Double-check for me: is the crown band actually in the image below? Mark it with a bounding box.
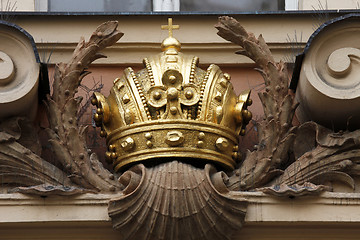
[106,120,239,172]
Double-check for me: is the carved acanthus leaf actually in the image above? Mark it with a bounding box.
[0,138,73,188]
[275,122,360,189]
[215,16,298,190]
[46,21,124,192]
[0,118,73,189]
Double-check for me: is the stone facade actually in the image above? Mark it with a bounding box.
[1,5,360,240]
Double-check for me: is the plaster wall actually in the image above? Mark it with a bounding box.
[300,0,360,10]
[1,0,34,11]
[6,0,360,12]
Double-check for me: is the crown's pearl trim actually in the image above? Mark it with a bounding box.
[153,91,162,100]
[170,106,178,115]
[198,132,205,140]
[224,72,231,80]
[146,141,153,148]
[189,56,199,84]
[169,75,177,83]
[109,144,116,152]
[197,141,205,148]
[197,65,213,119]
[220,78,228,88]
[143,58,155,86]
[144,132,152,139]
[185,90,194,99]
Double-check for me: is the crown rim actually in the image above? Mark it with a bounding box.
[107,119,238,143]
[113,149,236,172]
[106,120,240,172]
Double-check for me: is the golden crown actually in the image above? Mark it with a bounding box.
[91,19,252,172]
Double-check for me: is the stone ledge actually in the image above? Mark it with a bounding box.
[0,193,118,223]
[1,192,360,239]
[237,191,360,223]
[37,42,303,66]
[1,192,360,223]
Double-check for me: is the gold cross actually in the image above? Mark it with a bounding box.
[161,18,179,38]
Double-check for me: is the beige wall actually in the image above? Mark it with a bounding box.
[4,0,360,12]
[300,0,360,10]
[0,0,48,11]
[1,0,34,11]
[5,0,360,12]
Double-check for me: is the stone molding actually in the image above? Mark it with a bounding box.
[36,42,305,65]
[2,192,360,239]
[11,13,326,65]
[1,192,360,223]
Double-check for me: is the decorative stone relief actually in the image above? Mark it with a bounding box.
[1,13,360,240]
[217,14,360,196]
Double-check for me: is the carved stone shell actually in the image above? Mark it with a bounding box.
[108,161,247,240]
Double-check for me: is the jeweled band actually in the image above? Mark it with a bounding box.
[107,120,239,172]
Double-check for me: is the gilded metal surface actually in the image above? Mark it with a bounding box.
[92,18,252,172]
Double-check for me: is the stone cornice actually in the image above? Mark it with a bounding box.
[37,42,305,66]
[10,13,335,66]
[2,192,360,239]
[1,192,360,223]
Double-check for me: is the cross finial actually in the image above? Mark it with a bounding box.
[161,18,179,38]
